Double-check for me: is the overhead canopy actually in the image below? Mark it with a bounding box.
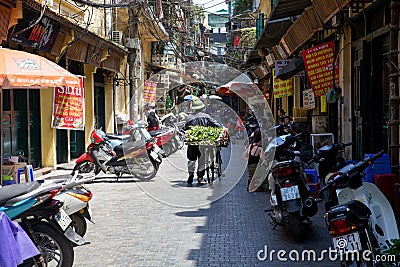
[0,48,80,89]
[275,58,305,80]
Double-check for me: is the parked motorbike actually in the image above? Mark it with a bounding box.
[52,173,95,237]
[320,151,399,266]
[307,142,353,210]
[0,181,87,267]
[72,126,162,180]
[265,133,318,242]
[227,117,245,139]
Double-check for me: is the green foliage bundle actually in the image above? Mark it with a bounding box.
[185,126,224,144]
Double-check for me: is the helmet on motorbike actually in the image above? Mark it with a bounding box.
[91,129,107,144]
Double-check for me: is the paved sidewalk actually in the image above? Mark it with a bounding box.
[41,144,337,266]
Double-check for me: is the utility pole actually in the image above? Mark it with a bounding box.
[127,1,139,121]
[389,0,400,178]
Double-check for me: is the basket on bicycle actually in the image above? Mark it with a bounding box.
[184,126,230,147]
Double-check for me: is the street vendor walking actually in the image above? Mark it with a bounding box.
[183,98,223,185]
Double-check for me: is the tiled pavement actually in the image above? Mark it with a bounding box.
[42,142,338,266]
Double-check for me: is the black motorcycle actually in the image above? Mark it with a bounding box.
[308,142,352,210]
[266,133,318,242]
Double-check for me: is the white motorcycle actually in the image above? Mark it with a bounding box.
[320,151,399,266]
[51,173,95,237]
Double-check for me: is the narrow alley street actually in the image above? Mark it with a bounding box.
[44,143,339,266]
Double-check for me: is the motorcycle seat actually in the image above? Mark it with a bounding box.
[327,200,371,221]
[122,140,146,151]
[0,182,41,207]
[149,128,168,137]
[106,134,130,140]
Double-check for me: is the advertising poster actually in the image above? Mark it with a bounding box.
[51,76,85,130]
[303,89,315,110]
[272,68,293,99]
[301,41,339,97]
[144,80,157,106]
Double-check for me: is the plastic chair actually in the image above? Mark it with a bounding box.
[17,165,34,183]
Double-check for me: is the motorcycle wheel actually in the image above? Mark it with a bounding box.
[235,130,244,139]
[70,213,87,237]
[28,221,74,267]
[74,160,96,174]
[163,143,174,157]
[133,157,157,180]
[288,213,305,242]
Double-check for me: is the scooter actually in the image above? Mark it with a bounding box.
[73,127,162,180]
[0,181,87,267]
[320,151,399,266]
[265,133,318,242]
[52,173,95,237]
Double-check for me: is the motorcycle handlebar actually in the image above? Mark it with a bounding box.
[319,150,384,194]
[344,142,353,147]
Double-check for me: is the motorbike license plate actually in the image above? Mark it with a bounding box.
[280,185,300,201]
[333,232,362,253]
[150,150,158,160]
[153,145,161,154]
[54,209,72,231]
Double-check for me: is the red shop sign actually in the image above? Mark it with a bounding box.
[301,41,339,97]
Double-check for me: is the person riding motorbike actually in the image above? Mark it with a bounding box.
[183,98,223,185]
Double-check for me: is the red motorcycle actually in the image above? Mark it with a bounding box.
[72,128,162,180]
[227,117,245,139]
[148,127,179,157]
[124,119,180,157]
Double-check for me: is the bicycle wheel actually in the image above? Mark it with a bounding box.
[216,150,222,177]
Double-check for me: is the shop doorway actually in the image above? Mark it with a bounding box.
[353,35,389,159]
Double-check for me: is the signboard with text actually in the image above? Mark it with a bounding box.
[301,41,339,97]
[144,80,157,106]
[303,89,315,110]
[273,68,293,99]
[51,76,85,130]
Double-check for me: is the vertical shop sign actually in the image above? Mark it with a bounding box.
[303,89,315,109]
[320,95,327,113]
[144,80,157,106]
[51,76,85,130]
[233,36,241,47]
[272,68,293,98]
[301,41,339,97]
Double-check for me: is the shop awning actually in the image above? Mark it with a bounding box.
[280,6,323,56]
[275,58,305,80]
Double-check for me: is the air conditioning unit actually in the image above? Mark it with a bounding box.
[111,31,123,44]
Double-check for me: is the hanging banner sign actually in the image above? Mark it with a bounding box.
[144,80,157,106]
[51,76,85,130]
[303,89,315,110]
[301,41,339,97]
[272,68,293,99]
[9,8,60,53]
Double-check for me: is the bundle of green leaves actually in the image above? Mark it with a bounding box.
[185,126,224,144]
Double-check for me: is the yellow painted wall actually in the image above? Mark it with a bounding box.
[84,65,96,147]
[40,88,56,168]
